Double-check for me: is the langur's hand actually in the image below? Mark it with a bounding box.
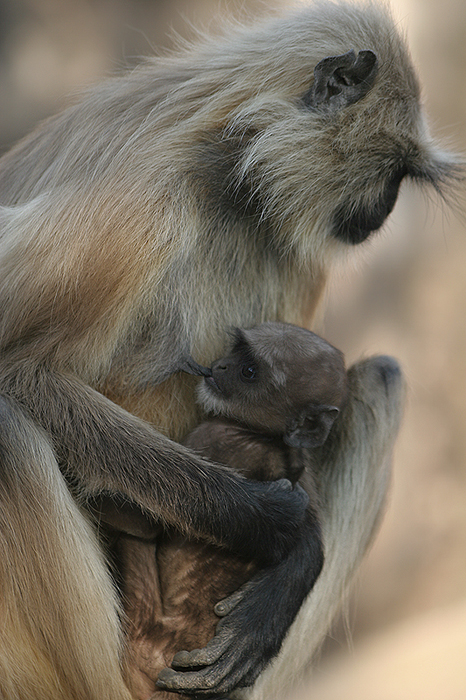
[157,506,323,698]
[226,479,308,566]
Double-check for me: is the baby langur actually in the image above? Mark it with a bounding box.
[102,322,347,698]
[185,321,347,482]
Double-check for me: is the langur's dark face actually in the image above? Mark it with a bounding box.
[199,335,288,433]
[199,332,286,432]
[332,166,407,244]
[329,157,446,245]
[206,343,263,402]
[301,49,454,246]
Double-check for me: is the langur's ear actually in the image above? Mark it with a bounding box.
[303,50,378,113]
[284,406,339,449]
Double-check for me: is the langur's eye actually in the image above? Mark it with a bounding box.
[240,364,256,381]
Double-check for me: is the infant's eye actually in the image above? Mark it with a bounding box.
[241,364,256,381]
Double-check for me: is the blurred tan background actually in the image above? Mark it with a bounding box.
[1,1,464,698]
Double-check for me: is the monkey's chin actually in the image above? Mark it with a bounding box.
[196,380,229,417]
[332,216,381,245]
[332,168,405,244]
[204,375,221,394]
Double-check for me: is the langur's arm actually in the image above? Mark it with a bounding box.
[0,363,307,566]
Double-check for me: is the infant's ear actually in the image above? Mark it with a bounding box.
[284,406,339,449]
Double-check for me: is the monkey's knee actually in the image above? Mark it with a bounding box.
[349,355,405,410]
[368,355,402,389]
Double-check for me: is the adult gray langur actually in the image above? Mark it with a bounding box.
[0,1,457,699]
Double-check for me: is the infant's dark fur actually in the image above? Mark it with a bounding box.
[95,323,347,698]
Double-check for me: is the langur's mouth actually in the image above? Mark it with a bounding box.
[332,167,407,245]
[204,374,221,394]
